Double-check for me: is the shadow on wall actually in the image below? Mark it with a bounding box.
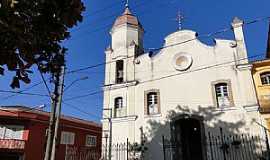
[143,105,269,160]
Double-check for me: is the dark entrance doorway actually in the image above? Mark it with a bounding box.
[172,117,204,160]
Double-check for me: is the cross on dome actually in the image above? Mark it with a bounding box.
[125,0,129,8]
[175,11,184,30]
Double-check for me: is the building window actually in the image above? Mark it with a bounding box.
[115,97,123,109]
[145,89,160,115]
[212,80,234,108]
[116,60,124,84]
[260,72,270,85]
[114,97,125,117]
[60,131,75,145]
[85,135,97,147]
[0,125,24,140]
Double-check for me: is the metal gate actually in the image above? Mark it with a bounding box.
[162,128,269,160]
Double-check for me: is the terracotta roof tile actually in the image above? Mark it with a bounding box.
[0,105,101,128]
[112,7,142,29]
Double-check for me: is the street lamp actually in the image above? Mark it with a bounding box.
[64,76,88,92]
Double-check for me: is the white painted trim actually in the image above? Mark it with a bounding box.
[212,107,238,112]
[144,113,162,119]
[243,104,259,112]
[103,80,138,91]
[101,115,138,123]
[112,115,138,123]
[236,64,252,70]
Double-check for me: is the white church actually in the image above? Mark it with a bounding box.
[102,5,268,160]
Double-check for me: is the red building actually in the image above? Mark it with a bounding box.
[0,106,102,160]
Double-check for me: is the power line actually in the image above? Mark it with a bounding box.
[245,16,270,25]
[68,0,170,41]
[66,16,269,75]
[1,69,53,101]
[1,52,262,101]
[62,16,270,100]
[61,90,262,123]
[68,24,113,41]
[0,68,85,101]
[0,90,49,97]
[83,0,125,18]
[63,101,102,120]
[69,1,124,32]
[10,104,49,113]
[66,56,131,74]
[71,0,157,34]
[60,55,265,121]
[148,16,270,52]
[0,1,197,103]
[61,53,265,102]
[0,73,52,102]
[66,31,214,74]
[0,1,128,102]
[1,81,44,100]
[39,70,52,98]
[0,2,129,100]
[2,16,268,101]
[64,90,103,102]
[139,54,265,84]
[0,69,89,101]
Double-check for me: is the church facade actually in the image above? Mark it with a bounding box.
[102,6,267,160]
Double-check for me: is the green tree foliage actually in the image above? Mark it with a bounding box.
[0,0,85,88]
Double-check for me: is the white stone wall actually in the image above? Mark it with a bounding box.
[102,27,266,160]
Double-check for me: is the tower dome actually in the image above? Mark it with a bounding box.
[110,6,144,53]
[112,7,143,30]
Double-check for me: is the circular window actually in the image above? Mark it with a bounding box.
[173,53,193,71]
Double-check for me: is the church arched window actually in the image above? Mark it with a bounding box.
[212,80,234,108]
[145,89,160,115]
[116,60,124,84]
[114,97,124,118]
[114,97,123,109]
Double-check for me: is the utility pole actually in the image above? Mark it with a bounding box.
[51,66,65,160]
[44,75,59,160]
[44,63,65,160]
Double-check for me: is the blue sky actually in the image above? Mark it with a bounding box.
[0,0,269,122]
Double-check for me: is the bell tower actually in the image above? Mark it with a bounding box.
[111,6,144,53]
[102,5,144,144]
[104,5,144,85]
